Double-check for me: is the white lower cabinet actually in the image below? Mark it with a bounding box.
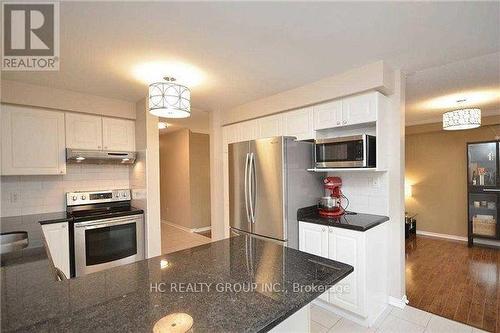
[299,221,388,324]
[328,227,365,316]
[41,222,70,279]
[299,222,328,257]
[298,222,329,302]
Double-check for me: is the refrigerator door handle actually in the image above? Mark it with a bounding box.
[249,153,256,223]
[244,153,251,223]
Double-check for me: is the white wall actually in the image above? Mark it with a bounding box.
[222,61,394,125]
[386,70,406,304]
[209,109,225,241]
[131,99,161,258]
[1,80,136,119]
[326,172,388,216]
[1,164,130,217]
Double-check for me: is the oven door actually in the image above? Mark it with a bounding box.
[315,135,366,168]
[74,215,144,276]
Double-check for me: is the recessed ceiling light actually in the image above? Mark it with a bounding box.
[158,122,168,129]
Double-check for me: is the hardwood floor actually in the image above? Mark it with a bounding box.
[406,235,499,332]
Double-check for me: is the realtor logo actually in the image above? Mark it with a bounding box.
[2,2,59,70]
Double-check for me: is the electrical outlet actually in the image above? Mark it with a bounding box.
[10,192,19,203]
[371,177,379,188]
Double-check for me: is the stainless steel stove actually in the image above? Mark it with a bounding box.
[66,189,144,277]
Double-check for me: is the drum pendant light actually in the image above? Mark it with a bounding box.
[148,77,191,118]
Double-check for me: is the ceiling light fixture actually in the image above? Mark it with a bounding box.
[442,99,481,130]
[148,77,191,118]
[158,122,168,130]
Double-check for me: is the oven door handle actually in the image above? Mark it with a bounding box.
[74,217,140,229]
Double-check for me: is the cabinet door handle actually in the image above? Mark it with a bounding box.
[329,229,333,233]
[321,227,326,232]
[336,121,340,125]
[343,120,347,124]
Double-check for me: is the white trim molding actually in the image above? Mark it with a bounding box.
[388,295,409,309]
[162,220,211,234]
[416,230,467,242]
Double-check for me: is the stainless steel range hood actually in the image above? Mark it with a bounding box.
[66,148,136,164]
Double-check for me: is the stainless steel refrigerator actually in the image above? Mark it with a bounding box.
[229,136,322,249]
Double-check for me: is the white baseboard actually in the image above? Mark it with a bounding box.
[162,220,211,233]
[193,226,211,233]
[416,230,467,242]
[388,295,408,309]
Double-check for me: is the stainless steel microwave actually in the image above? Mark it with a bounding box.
[314,134,376,168]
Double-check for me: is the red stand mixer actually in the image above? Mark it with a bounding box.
[318,177,345,217]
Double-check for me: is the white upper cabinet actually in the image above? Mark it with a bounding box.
[223,124,239,145]
[102,117,135,151]
[341,92,377,126]
[258,114,283,139]
[66,114,135,151]
[284,107,314,141]
[65,113,103,150]
[313,100,342,130]
[313,92,381,130]
[239,119,260,142]
[2,105,66,175]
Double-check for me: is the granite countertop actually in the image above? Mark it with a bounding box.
[1,233,353,332]
[0,212,70,251]
[0,213,70,282]
[298,206,389,231]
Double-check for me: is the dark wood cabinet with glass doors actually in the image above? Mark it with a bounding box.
[467,140,500,246]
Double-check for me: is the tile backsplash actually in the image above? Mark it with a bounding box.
[1,164,130,217]
[326,172,389,216]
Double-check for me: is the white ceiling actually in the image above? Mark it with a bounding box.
[2,2,499,124]
[406,53,500,125]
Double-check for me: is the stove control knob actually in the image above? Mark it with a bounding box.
[81,195,87,200]
[115,193,120,198]
[72,195,78,201]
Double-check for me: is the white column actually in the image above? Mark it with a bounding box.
[209,109,226,241]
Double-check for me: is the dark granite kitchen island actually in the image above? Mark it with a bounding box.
[1,231,352,332]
